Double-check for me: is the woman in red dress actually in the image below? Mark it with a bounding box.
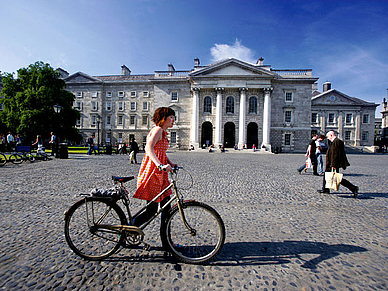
[133,107,177,226]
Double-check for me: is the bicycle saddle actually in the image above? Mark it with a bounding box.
[112,176,135,183]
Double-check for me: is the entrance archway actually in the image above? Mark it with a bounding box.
[201,122,213,147]
[224,122,235,148]
[247,122,258,149]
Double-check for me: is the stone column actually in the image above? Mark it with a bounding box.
[338,111,343,139]
[262,87,273,149]
[190,87,200,149]
[355,111,361,146]
[238,87,247,149]
[215,88,224,146]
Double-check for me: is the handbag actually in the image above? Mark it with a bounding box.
[325,170,343,191]
[306,157,312,169]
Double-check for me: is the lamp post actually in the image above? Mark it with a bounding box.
[53,104,62,157]
[96,114,101,155]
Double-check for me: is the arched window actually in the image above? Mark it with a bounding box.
[226,96,234,114]
[248,96,258,114]
[204,96,212,113]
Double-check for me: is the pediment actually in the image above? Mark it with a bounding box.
[190,58,275,77]
[64,72,102,83]
[312,89,370,106]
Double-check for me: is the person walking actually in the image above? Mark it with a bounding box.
[129,139,139,164]
[297,134,319,175]
[316,135,326,175]
[317,130,359,198]
[49,132,56,156]
[87,134,97,155]
[132,107,177,227]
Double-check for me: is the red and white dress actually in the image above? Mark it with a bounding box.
[133,130,172,202]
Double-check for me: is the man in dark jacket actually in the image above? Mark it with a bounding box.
[317,130,359,198]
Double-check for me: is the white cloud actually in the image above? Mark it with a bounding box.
[210,39,256,63]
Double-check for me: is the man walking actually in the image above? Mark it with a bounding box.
[317,130,359,198]
[298,134,319,175]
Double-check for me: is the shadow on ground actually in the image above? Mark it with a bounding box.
[214,240,367,269]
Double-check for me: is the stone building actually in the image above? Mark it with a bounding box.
[62,57,318,152]
[381,91,388,146]
[311,82,378,147]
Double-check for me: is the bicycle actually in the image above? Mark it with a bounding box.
[8,150,35,164]
[64,167,225,264]
[0,152,7,166]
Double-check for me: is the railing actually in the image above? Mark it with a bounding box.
[272,69,313,77]
[154,71,191,78]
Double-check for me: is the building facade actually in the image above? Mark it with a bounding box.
[62,58,318,152]
[311,82,378,147]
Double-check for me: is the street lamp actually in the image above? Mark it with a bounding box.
[53,104,62,157]
[53,104,62,114]
[96,114,101,154]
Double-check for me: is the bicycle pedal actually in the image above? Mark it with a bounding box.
[143,243,151,251]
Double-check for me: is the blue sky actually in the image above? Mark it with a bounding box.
[1,0,387,116]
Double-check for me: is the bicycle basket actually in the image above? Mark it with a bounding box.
[173,168,193,191]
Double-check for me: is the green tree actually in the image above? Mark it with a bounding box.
[0,62,81,144]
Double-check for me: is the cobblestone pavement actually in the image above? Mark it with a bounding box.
[0,151,387,291]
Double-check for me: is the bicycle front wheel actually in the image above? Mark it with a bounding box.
[64,197,127,260]
[0,153,6,166]
[9,153,23,164]
[161,201,225,264]
[26,153,35,162]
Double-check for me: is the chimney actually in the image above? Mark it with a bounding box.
[121,65,131,76]
[323,81,331,92]
[168,63,175,72]
[194,57,200,67]
[256,57,264,66]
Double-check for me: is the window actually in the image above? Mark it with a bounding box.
[285,133,291,146]
[91,101,98,111]
[106,102,112,111]
[75,101,83,111]
[118,102,124,111]
[0,103,3,111]
[130,91,136,98]
[118,91,124,98]
[311,113,318,123]
[91,115,96,127]
[143,102,148,111]
[76,118,81,127]
[106,132,111,143]
[143,91,149,98]
[204,96,212,113]
[106,92,112,98]
[142,115,148,125]
[130,102,136,111]
[362,114,369,124]
[285,92,293,102]
[362,131,369,141]
[92,92,98,98]
[345,131,351,140]
[248,97,257,114]
[118,115,123,126]
[284,110,292,123]
[130,115,135,126]
[226,96,234,114]
[76,92,83,98]
[106,115,111,125]
[171,92,178,102]
[118,133,123,143]
[346,113,353,125]
[170,132,177,144]
[328,113,335,124]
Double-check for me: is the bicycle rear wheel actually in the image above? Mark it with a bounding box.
[161,201,225,264]
[9,153,23,164]
[64,197,127,260]
[0,153,6,166]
